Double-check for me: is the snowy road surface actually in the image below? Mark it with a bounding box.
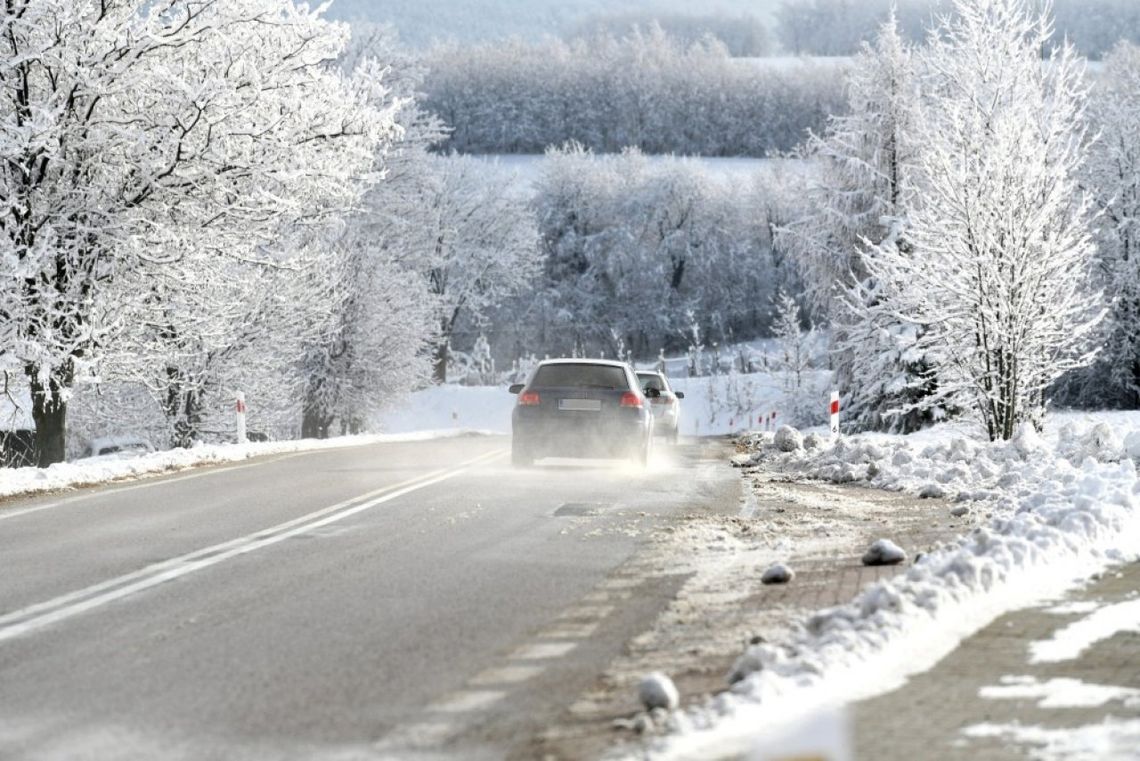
[0,435,739,760]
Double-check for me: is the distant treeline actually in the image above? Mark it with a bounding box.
[777,0,1140,59]
[421,31,847,157]
[566,12,773,57]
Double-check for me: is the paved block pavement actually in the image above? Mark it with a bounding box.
[852,559,1140,760]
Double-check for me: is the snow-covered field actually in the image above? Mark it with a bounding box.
[639,414,1140,758]
[0,430,490,502]
[376,368,833,439]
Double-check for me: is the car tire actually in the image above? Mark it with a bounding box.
[511,440,534,468]
[634,434,651,467]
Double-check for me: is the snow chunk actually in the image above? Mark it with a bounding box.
[761,563,795,585]
[638,672,680,711]
[773,425,804,452]
[919,484,946,499]
[1124,431,1140,460]
[1011,422,1044,457]
[862,539,906,566]
[803,432,827,450]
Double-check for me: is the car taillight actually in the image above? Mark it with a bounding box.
[518,391,541,406]
[619,392,643,408]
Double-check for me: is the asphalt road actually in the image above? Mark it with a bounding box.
[0,435,738,760]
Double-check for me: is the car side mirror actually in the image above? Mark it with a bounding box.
[508,383,525,394]
[675,391,685,399]
[645,387,661,398]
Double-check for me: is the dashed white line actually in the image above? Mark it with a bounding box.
[540,621,600,639]
[559,604,615,621]
[428,690,507,713]
[511,641,579,660]
[469,665,546,686]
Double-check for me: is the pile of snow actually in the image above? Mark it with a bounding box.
[645,416,1140,758]
[0,430,489,501]
[376,384,516,434]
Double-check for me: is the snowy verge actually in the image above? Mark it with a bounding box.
[0,429,498,502]
[636,418,1140,759]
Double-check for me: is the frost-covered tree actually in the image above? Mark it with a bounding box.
[1080,42,1140,407]
[299,27,442,437]
[777,15,931,432]
[393,155,539,383]
[0,0,393,464]
[864,0,1102,440]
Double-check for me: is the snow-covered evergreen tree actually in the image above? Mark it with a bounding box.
[1081,42,1140,407]
[777,14,931,432]
[864,0,1102,440]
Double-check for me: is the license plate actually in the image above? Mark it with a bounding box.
[559,399,601,412]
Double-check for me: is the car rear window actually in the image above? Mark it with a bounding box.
[637,373,668,391]
[532,364,629,389]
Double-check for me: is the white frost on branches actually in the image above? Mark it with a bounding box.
[862,0,1103,440]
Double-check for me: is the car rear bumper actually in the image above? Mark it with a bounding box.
[512,410,650,458]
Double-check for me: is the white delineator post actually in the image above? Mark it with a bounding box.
[235,392,247,444]
[830,390,840,437]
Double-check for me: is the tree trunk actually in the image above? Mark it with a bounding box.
[28,367,68,467]
[433,340,448,384]
[301,403,332,439]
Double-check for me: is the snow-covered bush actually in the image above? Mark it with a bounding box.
[773,426,804,452]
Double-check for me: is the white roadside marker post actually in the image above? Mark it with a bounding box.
[830,390,840,437]
[235,392,247,444]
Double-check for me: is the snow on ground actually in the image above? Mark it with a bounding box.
[376,369,833,439]
[633,414,1140,759]
[0,430,492,502]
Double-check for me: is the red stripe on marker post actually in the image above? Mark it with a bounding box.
[829,390,840,437]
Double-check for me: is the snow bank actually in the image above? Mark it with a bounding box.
[376,384,516,434]
[0,430,491,501]
[643,417,1140,759]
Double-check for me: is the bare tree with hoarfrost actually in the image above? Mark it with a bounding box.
[0,1,394,464]
[863,0,1102,440]
[390,155,539,384]
[299,27,441,438]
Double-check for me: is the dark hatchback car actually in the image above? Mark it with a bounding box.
[509,359,655,467]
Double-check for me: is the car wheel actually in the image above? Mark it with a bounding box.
[634,434,651,467]
[511,440,534,468]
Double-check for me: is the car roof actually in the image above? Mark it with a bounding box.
[537,358,630,369]
[636,370,665,376]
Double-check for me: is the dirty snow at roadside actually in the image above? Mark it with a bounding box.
[635,416,1140,759]
[0,430,493,502]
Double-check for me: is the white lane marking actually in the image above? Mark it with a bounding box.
[540,622,600,639]
[0,453,306,523]
[0,450,504,645]
[511,642,578,660]
[558,604,614,621]
[375,721,457,751]
[428,690,506,713]
[597,577,642,590]
[468,665,546,686]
